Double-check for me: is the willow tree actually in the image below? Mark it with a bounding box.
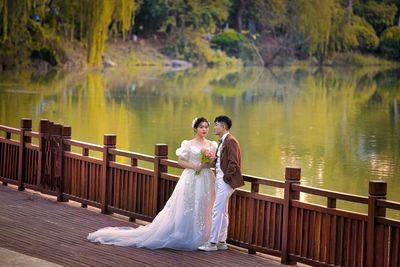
[113,0,137,40]
[0,0,7,41]
[0,0,40,68]
[86,1,114,66]
[294,0,334,65]
[87,0,138,66]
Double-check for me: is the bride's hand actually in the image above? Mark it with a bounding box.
[201,162,212,169]
[193,163,203,172]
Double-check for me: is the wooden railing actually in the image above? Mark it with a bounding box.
[1,118,399,267]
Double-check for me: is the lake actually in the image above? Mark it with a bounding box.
[0,66,399,218]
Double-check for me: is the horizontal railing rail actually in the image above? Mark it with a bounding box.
[0,125,20,134]
[292,184,369,204]
[64,139,104,152]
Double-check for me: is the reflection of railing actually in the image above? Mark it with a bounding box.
[1,118,399,267]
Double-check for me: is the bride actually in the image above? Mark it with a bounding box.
[87,117,217,250]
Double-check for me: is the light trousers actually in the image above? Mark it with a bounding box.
[208,175,234,243]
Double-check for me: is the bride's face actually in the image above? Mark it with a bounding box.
[195,122,209,137]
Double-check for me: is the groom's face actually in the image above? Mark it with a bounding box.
[214,122,224,135]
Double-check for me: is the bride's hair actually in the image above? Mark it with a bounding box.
[192,117,209,129]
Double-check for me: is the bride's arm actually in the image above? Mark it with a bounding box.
[178,158,202,171]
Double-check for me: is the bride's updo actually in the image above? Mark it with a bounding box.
[192,117,209,129]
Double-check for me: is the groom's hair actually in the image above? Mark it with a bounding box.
[214,115,232,130]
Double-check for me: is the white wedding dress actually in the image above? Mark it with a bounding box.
[87,140,217,250]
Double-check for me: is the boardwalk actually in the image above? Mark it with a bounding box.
[0,185,290,267]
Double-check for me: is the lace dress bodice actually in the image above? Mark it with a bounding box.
[176,139,218,168]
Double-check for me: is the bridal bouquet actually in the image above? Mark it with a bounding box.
[195,148,214,175]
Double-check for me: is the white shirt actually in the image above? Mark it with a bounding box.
[216,132,229,178]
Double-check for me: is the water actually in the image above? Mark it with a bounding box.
[1,66,399,218]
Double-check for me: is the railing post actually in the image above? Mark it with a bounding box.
[154,144,168,216]
[101,134,116,214]
[281,167,301,265]
[128,154,138,222]
[17,118,32,191]
[2,129,12,186]
[366,180,387,267]
[37,119,50,191]
[58,125,71,202]
[50,123,63,200]
[248,182,259,254]
[2,130,12,186]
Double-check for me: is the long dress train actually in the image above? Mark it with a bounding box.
[87,140,217,250]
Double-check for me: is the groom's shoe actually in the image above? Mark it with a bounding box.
[198,242,218,251]
[216,241,228,250]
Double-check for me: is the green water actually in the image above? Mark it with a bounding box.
[1,66,399,218]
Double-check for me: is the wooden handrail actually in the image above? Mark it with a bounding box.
[64,139,103,152]
[160,158,182,169]
[0,125,20,134]
[0,137,20,146]
[109,148,155,163]
[109,161,154,176]
[25,143,39,151]
[377,198,400,210]
[24,131,39,138]
[243,175,285,188]
[292,183,368,204]
[160,172,180,182]
[63,151,103,164]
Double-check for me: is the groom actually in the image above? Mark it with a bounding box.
[198,115,244,251]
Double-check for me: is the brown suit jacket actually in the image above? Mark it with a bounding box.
[220,134,244,189]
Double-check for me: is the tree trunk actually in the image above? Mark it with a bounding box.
[237,0,246,33]
[2,0,8,41]
[347,0,353,25]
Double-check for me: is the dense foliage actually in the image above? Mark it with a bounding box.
[0,0,399,69]
[211,30,257,65]
[380,26,400,59]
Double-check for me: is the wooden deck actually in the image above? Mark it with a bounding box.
[0,185,291,267]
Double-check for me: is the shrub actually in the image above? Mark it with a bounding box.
[162,30,243,66]
[354,1,397,34]
[342,26,358,50]
[380,26,400,59]
[162,31,206,64]
[211,31,246,55]
[211,30,257,65]
[353,25,379,52]
[342,16,379,53]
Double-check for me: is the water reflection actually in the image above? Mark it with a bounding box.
[0,66,399,218]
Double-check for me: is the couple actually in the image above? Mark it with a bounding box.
[87,115,244,251]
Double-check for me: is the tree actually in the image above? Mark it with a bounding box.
[354,0,397,35]
[293,0,335,65]
[236,0,246,33]
[347,0,353,25]
[380,26,400,58]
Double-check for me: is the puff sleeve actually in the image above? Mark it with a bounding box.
[176,140,190,161]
